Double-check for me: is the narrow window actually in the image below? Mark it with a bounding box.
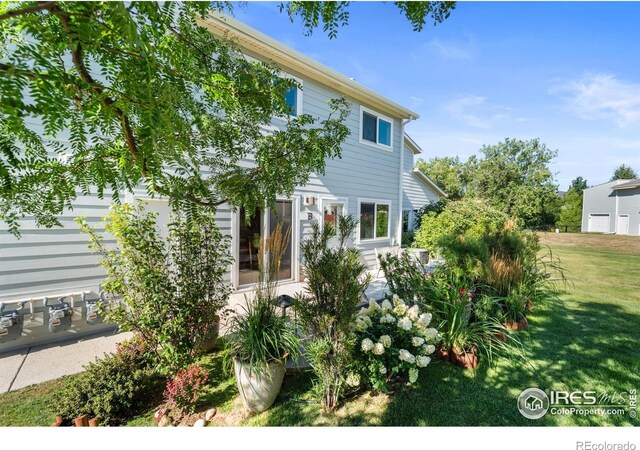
[378,119,391,146]
[362,112,377,143]
[284,86,298,116]
[402,210,410,233]
[376,204,389,238]
[360,202,375,239]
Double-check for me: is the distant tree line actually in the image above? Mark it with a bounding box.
[416,140,637,232]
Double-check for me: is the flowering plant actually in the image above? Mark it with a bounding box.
[163,364,209,414]
[350,295,438,392]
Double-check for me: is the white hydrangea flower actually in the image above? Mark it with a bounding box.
[416,355,431,368]
[346,373,361,387]
[361,338,374,352]
[397,317,412,331]
[422,327,438,341]
[422,344,436,355]
[373,343,385,355]
[412,336,425,347]
[368,299,381,310]
[379,366,387,375]
[399,349,416,364]
[417,313,432,328]
[380,314,396,324]
[392,294,400,303]
[379,335,392,348]
[381,299,393,311]
[409,367,419,383]
[355,317,369,331]
[394,302,408,316]
[407,305,421,320]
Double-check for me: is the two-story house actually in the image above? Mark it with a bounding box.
[0,14,444,352]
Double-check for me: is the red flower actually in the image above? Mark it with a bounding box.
[459,288,466,294]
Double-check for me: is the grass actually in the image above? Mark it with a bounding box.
[1,232,638,426]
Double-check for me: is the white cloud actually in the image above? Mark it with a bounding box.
[429,37,473,60]
[550,73,640,127]
[443,95,519,129]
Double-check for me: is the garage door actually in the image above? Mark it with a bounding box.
[588,214,610,233]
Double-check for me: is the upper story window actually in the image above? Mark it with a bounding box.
[284,87,298,116]
[360,106,393,149]
[277,74,302,118]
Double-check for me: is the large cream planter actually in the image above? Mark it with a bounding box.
[233,358,285,413]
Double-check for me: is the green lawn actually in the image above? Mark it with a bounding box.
[1,233,639,426]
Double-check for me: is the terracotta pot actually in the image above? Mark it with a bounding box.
[504,320,519,331]
[495,331,508,342]
[525,299,533,313]
[433,343,449,361]
[233,358,285,413]
[517,316,528,331]
[450,347,478,369]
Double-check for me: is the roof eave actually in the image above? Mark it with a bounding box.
[403,133,422,154]
[198,13,419,120]
[413,168,447,198]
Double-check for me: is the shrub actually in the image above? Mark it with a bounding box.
[79,203,233,374]
[414,198,508,253]
[53,337,160,425]
[413,198,449,230]
[378,251,435,302]
[295,215,370,412]
[163,364,209,414]
[351,295,438,392]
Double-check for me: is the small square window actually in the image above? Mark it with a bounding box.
[361,107,393,148]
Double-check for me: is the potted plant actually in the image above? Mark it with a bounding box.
[226,295,300,413]
[502,294,529,331]
[226,222,300,413]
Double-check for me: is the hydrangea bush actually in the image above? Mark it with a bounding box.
[351,295,439,392]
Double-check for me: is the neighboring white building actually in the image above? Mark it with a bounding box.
[0,14,444,351]
[581,179,640,236]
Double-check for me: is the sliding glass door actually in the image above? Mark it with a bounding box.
[237,200,293,287]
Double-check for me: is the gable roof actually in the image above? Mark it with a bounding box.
[404,133,422,155]
[412,168,447,198]
[198,14,419,120]
[611,179,640,190]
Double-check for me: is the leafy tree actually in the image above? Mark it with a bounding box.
[556,187,582,233]
[0,1,350,235]
[415,156,466,199]
[465,138,559,229]
[610,164,638,181]
[570,176,588,194]
[281,1,456,39]
[0,1,456,235]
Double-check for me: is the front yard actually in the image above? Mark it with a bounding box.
[1,232,638,426]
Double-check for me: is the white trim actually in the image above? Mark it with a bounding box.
[200,14,419,121]
[356,198,392,244]
[359,105,394,151]
[402,208,413,232]
[403,133,422,155]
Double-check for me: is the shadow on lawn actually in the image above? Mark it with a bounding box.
[381,295,640,426]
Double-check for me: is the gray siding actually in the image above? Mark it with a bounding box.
[1,66,405,305]
[582,180,640,236]
[401,147,441,230]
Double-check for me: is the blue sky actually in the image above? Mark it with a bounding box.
[231,1,640,189]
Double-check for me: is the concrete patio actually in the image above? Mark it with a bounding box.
[0,275,390,393]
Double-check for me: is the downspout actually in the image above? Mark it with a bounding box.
[397,116,414,247]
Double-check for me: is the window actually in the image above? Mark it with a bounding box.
[359,200,391,240]
[402,210,411,233]
[360,106,393,148]
[323,202,344,236]
[284,86,298,117]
